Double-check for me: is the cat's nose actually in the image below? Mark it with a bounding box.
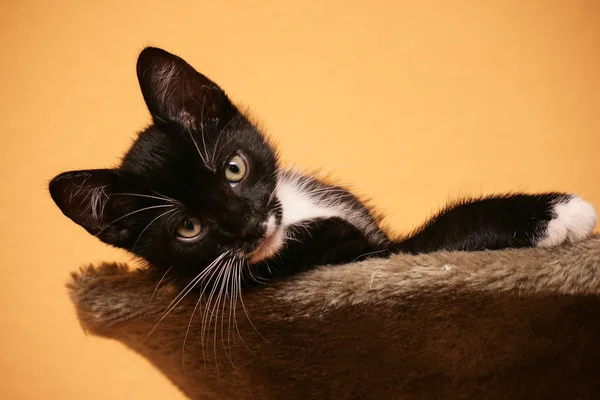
[240,216,262,239]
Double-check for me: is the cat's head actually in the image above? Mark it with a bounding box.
[49,47,284,277]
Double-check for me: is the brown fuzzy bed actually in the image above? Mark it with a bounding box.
[68,236,600,400]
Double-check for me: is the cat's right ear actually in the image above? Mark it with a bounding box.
[135,47,235,129]
[49,169,135,247]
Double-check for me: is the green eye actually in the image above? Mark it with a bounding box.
[225,154,247,184]
[176,217,202,239]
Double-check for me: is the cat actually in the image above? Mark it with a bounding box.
[49,47,597,289]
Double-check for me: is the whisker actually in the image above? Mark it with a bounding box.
[133,209,177,251]
[213,133,240,163]
[144,266,172,316]
[164,252,229,315]
[112,192,178,204]
[236,260,268,343]
[219,260,235,366]
[226,261,236,359]
[196,258,227,367]
[183,288,205,371]
[246,262,268,284]
[201,258,229,350]
[97,204,174,236]
[144,251,229,342]
[165,209,182,227]
[352,248,390,262]
[183,85,212,170]
[211,261,230,371]
[264,261,273,276]
[211,115,242,165]
[188,130,209,168]
[199,87,213,170]
[201,259,229,376]
[151,190,179,203]
[285,235,305,245]
[232,260,256,354]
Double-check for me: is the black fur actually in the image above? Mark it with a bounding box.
[49,47,580,288]
[393,193,571,254]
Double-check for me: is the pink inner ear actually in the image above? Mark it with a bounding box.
[178,110,197,131]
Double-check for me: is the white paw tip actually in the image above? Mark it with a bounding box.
[537,196,597,247]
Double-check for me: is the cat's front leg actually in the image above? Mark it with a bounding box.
[393,193,597,254]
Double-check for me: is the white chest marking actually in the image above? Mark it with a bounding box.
[275,177,347,228]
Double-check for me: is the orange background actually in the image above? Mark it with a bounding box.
[1,1,599,398]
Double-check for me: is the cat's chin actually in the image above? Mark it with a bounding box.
[248,216,284,264]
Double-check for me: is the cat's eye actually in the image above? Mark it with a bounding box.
[176,217,202,239]
[224,154,247,184]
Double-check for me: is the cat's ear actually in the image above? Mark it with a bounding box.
[49,169,134,247]
[136,47,235,129]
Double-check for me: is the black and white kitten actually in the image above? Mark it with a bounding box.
[49,47,597,287]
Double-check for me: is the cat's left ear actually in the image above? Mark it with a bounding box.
[48,169,137,247]
[136,47,236,129]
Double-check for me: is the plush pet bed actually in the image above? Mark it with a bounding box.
[69,236,600,399]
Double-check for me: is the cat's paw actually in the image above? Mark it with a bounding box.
[67,263,153,334]
[537,195,597,247]
[67,263,130,292]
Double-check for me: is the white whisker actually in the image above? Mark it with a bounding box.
[112,192,178,204]
[219,260,235,366]
[144,251,229,342]
[133,208,177,250]
[151,190,179,203]
[188,130,209,168]
[201,259,229,376]
[232,260,256,354]
[199,85,213,170]
[246,263,268,284]
[183,289,205,370]
[197,258,227,367]
[213,133,240,163]
[226,261,236,357]
[236,260,268,343]
[211,115,242,165]
[144,266,172,316]
[98,204,174,235]
[352,248,390,262]
[200,258,230,352]
[211,260,230,371]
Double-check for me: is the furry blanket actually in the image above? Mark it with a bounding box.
[69,236,600,400]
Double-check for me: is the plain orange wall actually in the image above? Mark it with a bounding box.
[1,0,599,398]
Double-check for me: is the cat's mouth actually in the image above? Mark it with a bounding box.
[248,214,284,264]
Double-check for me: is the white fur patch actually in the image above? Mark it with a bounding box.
[275,175,348,227]
[537,196,597,247]
[248,170,384,263]
[248,174,348,263]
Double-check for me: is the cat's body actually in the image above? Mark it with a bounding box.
[49,47,597,291]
